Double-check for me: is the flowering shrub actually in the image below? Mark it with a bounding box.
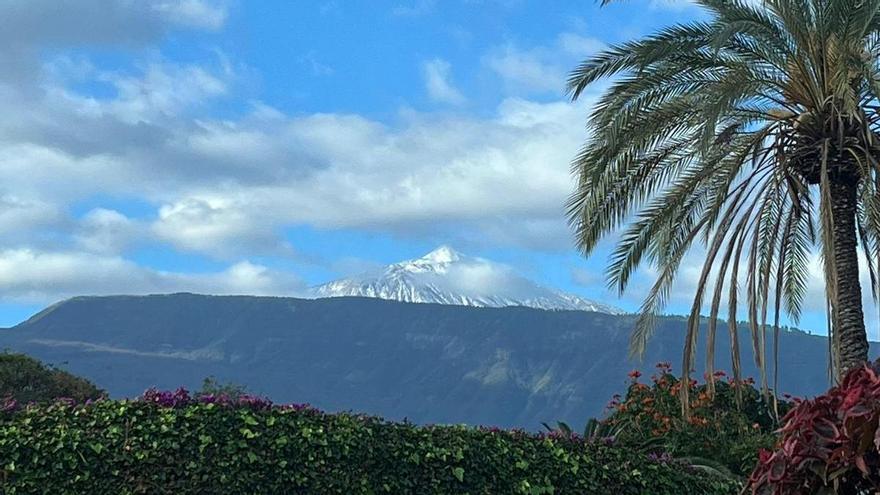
[605,363,789,476]
[748,362,880,494]
[141,387,280,411]
[0,389,740,494]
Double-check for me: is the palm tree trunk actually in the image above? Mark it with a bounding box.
[829,180,869,375]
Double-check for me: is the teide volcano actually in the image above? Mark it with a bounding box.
[313,246,622,314]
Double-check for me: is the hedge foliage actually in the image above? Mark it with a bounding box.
[0,391,740,494]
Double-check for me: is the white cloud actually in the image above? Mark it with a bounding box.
[0,3,613,312]
[0,195,63,235]
[0,82,597,255]
[153,197,294,259]
[0,0,612,263]
[485,32,604,95]
[422,58,466,105]
[85,94,594,254]
[75,208,142,255]
[101,63,228,122]
[486,45,560,94]
[557,33,605,57]
[45,58,230,124]
[0,1,226,50]
[153,0,228,30]
[0,249,307,304]
[443,261,532,297]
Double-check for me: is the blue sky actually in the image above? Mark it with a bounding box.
[0,0,864,337]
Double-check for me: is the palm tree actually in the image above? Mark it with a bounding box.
[566,0,880,408]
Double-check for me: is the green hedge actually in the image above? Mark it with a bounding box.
[0,399,739,494]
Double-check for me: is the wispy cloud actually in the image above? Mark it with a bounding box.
[422,58,466,105]
[485,33,604,94]
[299,51,334,77]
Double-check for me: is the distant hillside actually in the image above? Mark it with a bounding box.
[0,293,871,429]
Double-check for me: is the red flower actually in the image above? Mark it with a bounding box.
[628,370,642,379]
[655,362,672,372]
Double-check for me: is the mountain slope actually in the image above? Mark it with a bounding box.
[0,293,872,429]
[313,246,622,314]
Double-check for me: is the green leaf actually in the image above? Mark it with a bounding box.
[452,467,465,482]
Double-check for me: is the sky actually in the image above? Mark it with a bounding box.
[0,0,874,337]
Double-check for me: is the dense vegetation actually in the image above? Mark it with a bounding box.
[606,364,789,477]
[749,362,880,494]
[544,363,788,480]
[0,351,104,405]
[11,353,880,493]
[0,389,739,495]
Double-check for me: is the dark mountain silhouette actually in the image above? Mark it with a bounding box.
[0,293,871,429]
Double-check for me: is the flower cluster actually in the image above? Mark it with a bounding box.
[198,393,274,410]
[140,387,311,412]
[606,363,786,476]
[142,387,192,407]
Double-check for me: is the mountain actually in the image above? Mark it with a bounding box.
[313,246,622,314]
[0,293,874,429]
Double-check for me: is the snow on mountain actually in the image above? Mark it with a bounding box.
[312,246,623,314]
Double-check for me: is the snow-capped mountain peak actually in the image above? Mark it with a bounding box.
[312,246,623,314]
[417,245,461,264]
[394,245,464,274]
